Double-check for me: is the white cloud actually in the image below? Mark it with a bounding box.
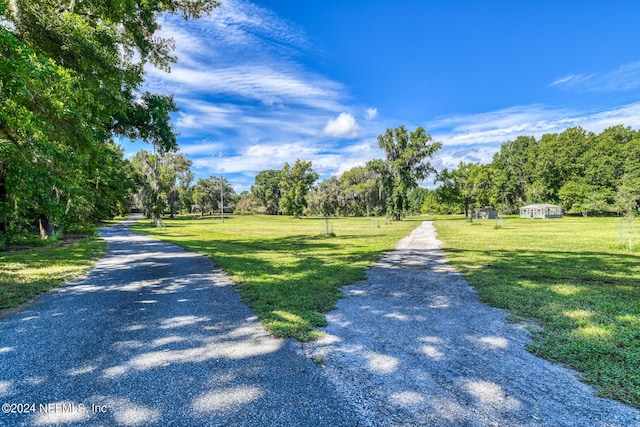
[429,102,640,148]
[322,113,361,138]
[549,75,576,87]
[173,102,241,131]
[145,1,344,112]
[550,61,640,92]
[426,102,640,181]
[548,74,596,88]
[179,142,226,157]
[147,64,344,111]
[136,0,640,194]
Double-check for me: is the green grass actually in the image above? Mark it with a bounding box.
[131,215,421,341]
[0,231,106,310]
[434,215,640,407]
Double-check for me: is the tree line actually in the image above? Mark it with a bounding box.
[428,125,640,218]
[128,125,442,222]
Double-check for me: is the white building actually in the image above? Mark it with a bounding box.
[519,203,563,219]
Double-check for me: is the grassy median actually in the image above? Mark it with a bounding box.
[131,215,421,341]
[434,215,640,407]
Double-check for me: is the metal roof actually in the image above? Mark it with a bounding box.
[519,203,562,209]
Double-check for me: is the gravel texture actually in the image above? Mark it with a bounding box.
[2,218,640,426]
[302,221,640,427]
[0,217,356,426]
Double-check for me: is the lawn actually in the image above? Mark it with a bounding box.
[434,215,640,407]
[0,230,106,310]
[131,215,421,341]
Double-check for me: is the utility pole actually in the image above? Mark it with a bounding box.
[220,183,224,223]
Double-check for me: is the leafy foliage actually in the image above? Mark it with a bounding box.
[0,0,219,240]
[434,125,640,217]
[251,169,283,215]
[371,125,442,220]
[278,160,318,218]
[192,176,235,218]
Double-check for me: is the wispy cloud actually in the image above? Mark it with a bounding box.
[550,61,640,92]
[428,102,640,170]
[549,74,595,88]
[148,64,344,110]
[137,1,640,192]
[192,140,380,178]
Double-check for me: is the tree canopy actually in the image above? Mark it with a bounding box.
[431,125,640,217]
[279,160,318,218]
[0,0,219,241]
[371,125,442,220]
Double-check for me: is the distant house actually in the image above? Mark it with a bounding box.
[472,207,498,220]
[520,203,563,219]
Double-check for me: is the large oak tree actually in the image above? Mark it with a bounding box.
[0,0,219,239]
[371,125,442,221]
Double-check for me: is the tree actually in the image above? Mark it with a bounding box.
[177,170,195,214]
[435,162,494,219]
[210,176,235,214]
[420,190,443,215]
[131,151,163,224]
[159,153,193,218]
[491,135,536,212]
[615,175,640,249]
[193,179,212,218]
[407,187,430,215]
[307,176,341,217]
[371,125,442,220]
[192,176,234,218]
[0,0,219,239]
[530,128,591,204]
[339,165,385,217]
[279,160,318,218]
[252,169,282,215]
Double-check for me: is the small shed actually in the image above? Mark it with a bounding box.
[472,207,498,220]
[520,203,563,219]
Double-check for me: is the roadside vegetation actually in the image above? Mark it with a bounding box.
[434,215,640,407]
[131,215,421,341]
[0,228,105,310]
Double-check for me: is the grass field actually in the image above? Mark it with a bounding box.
[434,215,640,407]
[0,231,106,310]
[132,215,421,341]
[3,213,637,407]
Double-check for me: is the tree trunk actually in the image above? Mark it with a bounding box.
[0,164,6,237]
[38,215,55,239]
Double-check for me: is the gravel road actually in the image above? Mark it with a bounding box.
[302,221,640,427]
[0,217,356,426]
[2,218,639,426]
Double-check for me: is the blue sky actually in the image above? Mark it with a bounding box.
[126,0,640,191]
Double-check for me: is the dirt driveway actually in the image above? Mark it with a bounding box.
[0,217,355,426]
[303,221,640,426]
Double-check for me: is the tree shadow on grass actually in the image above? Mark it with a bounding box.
[0,230,356,426]
[442,246,640,406]
[157,234,391,340]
